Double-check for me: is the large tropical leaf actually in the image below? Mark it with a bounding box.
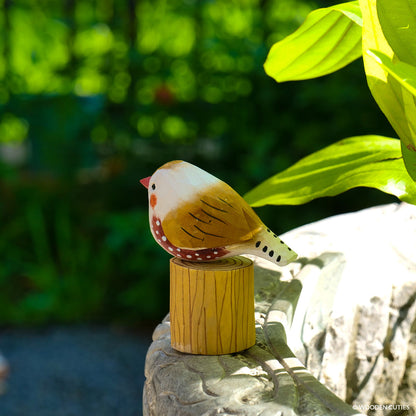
[401,141,416,186]
[360,0,416,181]
[244,136,416,207]
[377,0,416,65]
[367,50,416,97]
[264,2,362,82]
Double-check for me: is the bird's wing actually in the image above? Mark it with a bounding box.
[161,181,263,250]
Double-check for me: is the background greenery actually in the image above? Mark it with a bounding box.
[0,0,396,326]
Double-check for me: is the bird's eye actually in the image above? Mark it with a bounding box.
[151,183,156,190]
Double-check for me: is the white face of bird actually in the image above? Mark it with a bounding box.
[141,160,219,221]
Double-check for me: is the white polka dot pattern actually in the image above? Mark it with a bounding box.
[151,216,229,261]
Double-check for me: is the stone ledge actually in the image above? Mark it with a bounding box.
[143,203,416,416]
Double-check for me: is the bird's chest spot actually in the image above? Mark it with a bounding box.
[150,194,157,208]
[150,216,229,261]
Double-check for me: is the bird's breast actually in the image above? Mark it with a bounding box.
[150,215,229,260]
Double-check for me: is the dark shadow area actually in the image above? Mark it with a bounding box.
[0,325,152,416]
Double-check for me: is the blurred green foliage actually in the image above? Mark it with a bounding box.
[249,1,416,206]
[0,0,396,325]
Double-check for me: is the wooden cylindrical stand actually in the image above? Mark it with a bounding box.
[170,256,255,355]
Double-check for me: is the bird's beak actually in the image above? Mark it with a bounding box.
[140,176,151,189]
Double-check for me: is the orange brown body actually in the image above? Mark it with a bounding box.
[141,160,297,265]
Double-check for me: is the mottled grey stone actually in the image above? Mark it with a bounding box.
[144,203,416,416]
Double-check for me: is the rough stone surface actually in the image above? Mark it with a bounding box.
[143,202,416,416]
[286,202,416,414]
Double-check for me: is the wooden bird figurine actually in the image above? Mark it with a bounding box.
[140,160,297,265]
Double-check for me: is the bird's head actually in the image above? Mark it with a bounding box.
[140,160,219,220]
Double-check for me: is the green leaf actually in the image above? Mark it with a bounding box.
[360,0,416,182]
[367,50,416,96]
[377,0,416,65]
[244,136,416,207]
[402,140,416,183]
[264,2,362,82]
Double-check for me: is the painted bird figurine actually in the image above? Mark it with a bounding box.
[140,161,297,266]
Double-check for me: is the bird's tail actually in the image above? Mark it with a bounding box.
[239,227,298,266]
